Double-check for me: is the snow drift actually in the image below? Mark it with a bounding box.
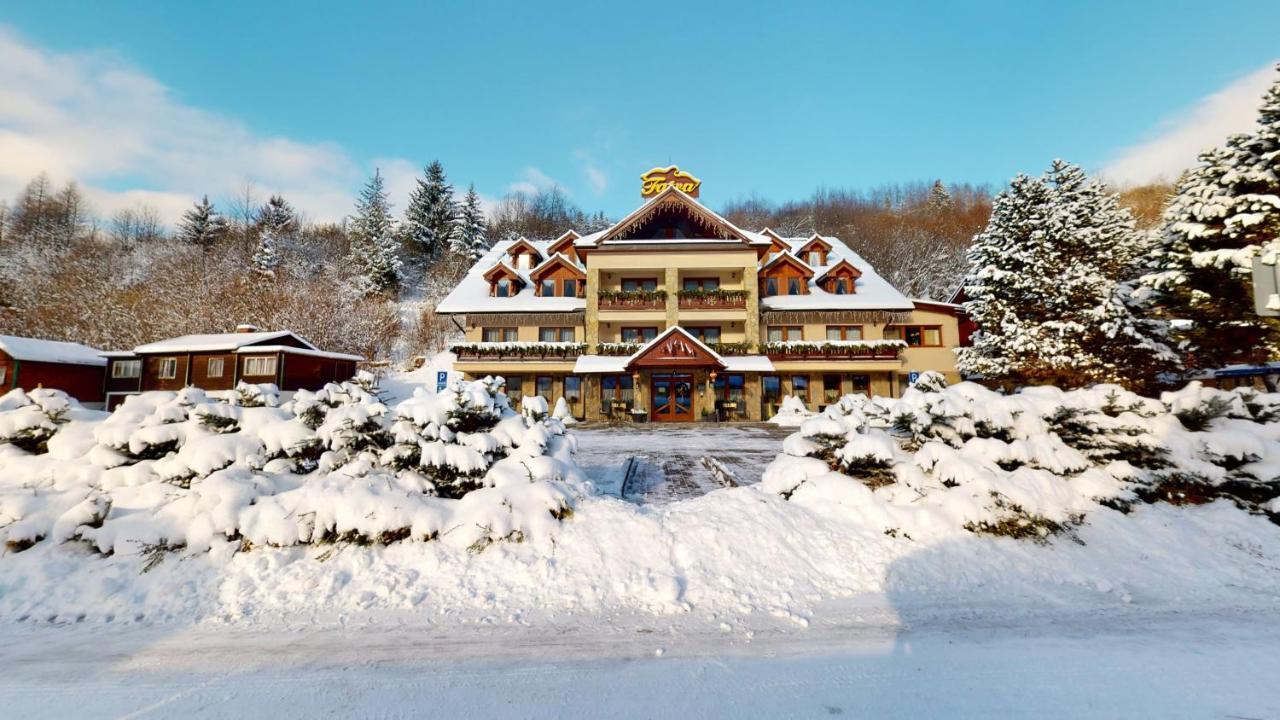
[0,374,583,557]
[764,372,1280,541]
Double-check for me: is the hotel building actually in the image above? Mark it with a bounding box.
[437,169,965,422]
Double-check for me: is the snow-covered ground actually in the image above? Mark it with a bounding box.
[2,372,1280,718]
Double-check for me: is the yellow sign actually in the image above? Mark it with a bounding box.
[641,166,701,198]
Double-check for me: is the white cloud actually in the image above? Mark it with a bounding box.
[573,149,608,196]
[508,167,558,196]
[1102,61,1278,185]
[0,25,401,224]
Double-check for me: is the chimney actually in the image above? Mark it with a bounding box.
[235,323,260,334]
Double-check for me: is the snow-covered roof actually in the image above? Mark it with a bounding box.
[437,238,588,314]
[571,353,774,374]
[232,345,364,362]
[624,326,727,369]
[576,186,770,247]
[760,236,914,312]
[133,330,319,354]
[0,335,106,366]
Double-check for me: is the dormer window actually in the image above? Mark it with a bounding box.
[517,254,531,270]
[808,250,824,266]
[497,279,511,297]
[834,278,848,295]
[563,279,578,297]
[787,278,802,295]
[765,278,779,296]
[541,279,555,296]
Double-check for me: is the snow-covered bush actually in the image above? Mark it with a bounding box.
[768,395,816,427]
[764,381,1280,543]
[0,375,583,557]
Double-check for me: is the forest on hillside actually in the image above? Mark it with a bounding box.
[0,163,1171,364]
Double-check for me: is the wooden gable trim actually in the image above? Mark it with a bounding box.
[759,252,815,278]
[483,262,521,282]
[799,234,833,254]
[529,254,586,282]
[596,186,753,244]
[625,327,725,371]
[547,230,581,258]
[505,237,544,263]
[816,259,862,282]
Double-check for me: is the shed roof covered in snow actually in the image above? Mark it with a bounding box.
[0,335,107,366]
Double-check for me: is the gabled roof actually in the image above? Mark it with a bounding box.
[505,237,543,261]
[760,251,816,277]
[799,234,833,254]
[482,261,523,283]
[624,326,726,371]
[0,335,106,366]
[529,253,586,281]
[595,186,758,245]
[133,330,318,354]
[547,230,581,257]
[816,258,863,282]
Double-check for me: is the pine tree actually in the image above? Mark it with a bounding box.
[927,180,954,214]
[452,184,489,260]
[1142,66,1280,370]
[251,195,297,279]
[345,170,402,296]
[957,160,1176,391]
[403,160,456,262]
[177,195,229,249]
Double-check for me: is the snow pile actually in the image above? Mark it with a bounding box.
[0,374,583,557]
[764,374,1280,542]
[768,395,816,427]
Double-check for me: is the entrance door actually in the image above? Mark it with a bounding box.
[651,373,695,421]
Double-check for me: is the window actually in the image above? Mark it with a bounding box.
[787,277,802,295]
[207,357,224,378]
[541,279,556,296]
[762,375,781,416]
[536,375,553,402]
[768,326,803,343]
[621,278,658,292]
[504,375,523,404]
[823,374,842,405]
[539,327,574,343]
[808,251,824,266]
[833,278,849,294]
[562,278,577,297]
[0,366,6,385]
[686,326,721,344]
[602,374,634,410]
[713,373,745,404]
[564,376,582,416]
[884,325,944,347]
[682,277,720,291]
[157,357,178,380]
[791,375,809,405]
[111,359,141,379]
[242,356,277,377]
[517,254,531,270]
[825,325,863,341]
[483,327,518,342]
[764,278,779,296]
[496,279,511,297]
[850,374,871,395]
[621,327,658,343]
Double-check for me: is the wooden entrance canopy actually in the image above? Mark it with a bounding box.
[625,327,726,371]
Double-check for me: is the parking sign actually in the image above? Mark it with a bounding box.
[908,371,920,385]
[436,371,448,392]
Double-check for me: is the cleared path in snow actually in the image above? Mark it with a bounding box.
[571,423,790,503]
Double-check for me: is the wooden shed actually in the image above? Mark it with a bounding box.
[0,335,107,406]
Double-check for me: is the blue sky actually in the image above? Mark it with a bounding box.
[1,0,1278,222]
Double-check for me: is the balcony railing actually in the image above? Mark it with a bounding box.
[596,342,642,356]
[764,340,905,361]
[451,342,585,360]
[677,288,748,310]
[598,289,667,311]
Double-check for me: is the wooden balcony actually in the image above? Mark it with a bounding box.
[764,341,905,361]
[677,290,748,310]
[451,342,584,361]
[598,290,667,311]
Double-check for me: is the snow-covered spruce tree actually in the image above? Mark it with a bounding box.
[1142,67,1280,371]
[927,179,954,214]
[178,195,229,249]
[957,161,1176,392]
[345,170,403,296]
[403,160,456,263]
[250,195,297,279]
[453,184,489,260]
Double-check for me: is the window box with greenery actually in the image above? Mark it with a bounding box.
[596,342,642,356]
[707,341,754,355]
[598,289,667,310]
[450,341,586,360]
[677,288,749,309]
[763,339,905,360]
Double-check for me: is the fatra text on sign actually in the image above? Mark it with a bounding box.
[641,166,701,198]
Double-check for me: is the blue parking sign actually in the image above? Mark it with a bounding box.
[908,371,920,385]
[436,371,448,391]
